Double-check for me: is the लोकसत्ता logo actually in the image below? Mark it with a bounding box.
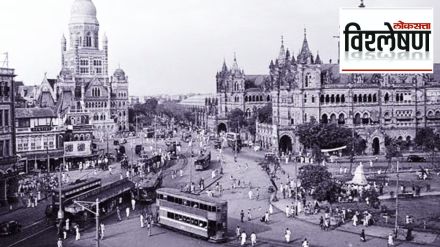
[339,8,434,74]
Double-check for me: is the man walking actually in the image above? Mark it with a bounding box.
[247,209,252,221]
[240,231,247,246]
[285,228,291,243]
[100,223,105,240]
[140,214,145,228]
[126,206,130,218]
[236,226,241,240]
[116,206,122,221]
[240,210,244,222]
[250,232,257,246]
[131,198,136,211]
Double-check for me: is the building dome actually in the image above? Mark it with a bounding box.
[70,0,98,25]
[113,68,126,80]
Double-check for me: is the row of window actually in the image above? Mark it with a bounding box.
[0,109,10,127]
[157,193,218,212]
[86,101,107,108]
[93,113,107,121]
[91,88,102,97]
[320,94,346,104]
[111,101,127,108]
[166,212,207,229]
[16,136,55,152]
[353,94,377,103]
[244,95,270,102]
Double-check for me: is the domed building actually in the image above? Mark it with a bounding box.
[52,0,129,136]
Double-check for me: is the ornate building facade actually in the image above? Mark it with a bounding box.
[215,55,271,132]
[217,30,440,155]
[57,0,129,136]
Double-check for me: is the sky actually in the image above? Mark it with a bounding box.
[0,0,439,96]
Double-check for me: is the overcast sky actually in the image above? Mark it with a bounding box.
[1,0,439,96]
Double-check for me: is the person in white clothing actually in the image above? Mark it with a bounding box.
[302,238,309,247]
[126,207,130,218]
[140,214,145,228]
[240,231,247,246]
[269,204,273,215]
[285,205,290,217]
[285,228,291,243]
[65,218,70,231]
[248,190,253,200]
[250,232,257,246]
[388,233,394,246]
[100,223,105,240]
[131,198,136,211]
[75,226,80,240]
[57,238,63,247]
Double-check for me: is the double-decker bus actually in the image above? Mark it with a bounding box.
[226,132,241,152]
[194,152,211,171]
[47,178,101,218]
[156,188,227,243]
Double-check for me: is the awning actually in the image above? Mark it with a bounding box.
[321,146,347,153]
[64,180,134,214]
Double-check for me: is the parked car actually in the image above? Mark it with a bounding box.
[407,155,426,162]
[0,221,21,236]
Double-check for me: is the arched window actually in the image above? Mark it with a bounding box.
[267,95,271,101]
[252,95,256,101]
[259,95,263,101]
[325,95,330,103]
[368,94,372,102]
[341,95,346,103]
[330,113,337,123]
[363,94,367,102]
[85,32,92,47]
[396,93,400,102]
[384,93,389,102]
[373,94,377,102]
[362,112,370,124]
[353,94,358,103]
[354,113,361,125]
[321,114,328,124]
[336,95,340,103]
[400,93,404,102]
[305,73,310,87]
[330,94,335,103]
[338,113,345,124]
[320,95,325,103]
[245,96,248,102]
[359,94,363,102]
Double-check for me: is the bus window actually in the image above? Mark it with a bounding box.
[200,204,207,210]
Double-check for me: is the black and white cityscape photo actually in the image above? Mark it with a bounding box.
[1,0,440,246]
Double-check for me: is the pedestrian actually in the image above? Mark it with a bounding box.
[100,223,105,240]
[57,238,63,247]
[387,233,394,246]
[63,230,67,240]
[248,189,253,200]
[240,231,247,246]
[247,209,252,221]
[116,206,122,221]
[180,169,183,177]
[250,232,257,246]
[319,216,324,230]
[140,214,145,228]
[131,198,136,211]
[285,228,291,243]
[75,225,80,241]
[256,188,260,200]
[240,210,244,222]
[65,218,70,231]
[265,211,270,223]
[269,204,273,215]
[302,238,310,247]
[236,226,241,239]
[126,207,130,218]
[286,205,290,217]
[360,229,366,242]
[147,216,152,236]
[352,214,358,226]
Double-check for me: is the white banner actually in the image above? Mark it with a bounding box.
[64,141,92,157]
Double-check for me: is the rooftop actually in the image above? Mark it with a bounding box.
[15,107,56,119]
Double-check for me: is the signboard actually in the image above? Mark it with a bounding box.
[340,8,434,73]
[64,141,92,157]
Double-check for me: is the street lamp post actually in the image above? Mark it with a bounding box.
[74,198,100,247]
[394,159,400,237]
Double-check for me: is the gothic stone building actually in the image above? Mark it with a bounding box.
[215,56,271,133]
[217,31,440,155]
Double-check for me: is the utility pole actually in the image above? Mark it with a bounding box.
[74,198,100,247]
[394,159,400,238]
[58,155,64,221]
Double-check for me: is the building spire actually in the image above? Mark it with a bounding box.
[359,0,365,8]
[304,28,307,39]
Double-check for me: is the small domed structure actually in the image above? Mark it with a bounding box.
[70,0,98,25]
[113,68,126,80]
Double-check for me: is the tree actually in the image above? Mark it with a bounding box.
[296,122,367,162]
[298,165,341,204]
[257,103,272,124]
[415,127,440,166]
[385,136,403,171]
[227,109,245,132]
